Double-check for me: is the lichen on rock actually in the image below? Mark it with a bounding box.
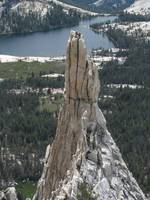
[33,31,146,200]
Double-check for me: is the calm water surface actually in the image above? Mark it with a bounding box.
[0,16,116,57]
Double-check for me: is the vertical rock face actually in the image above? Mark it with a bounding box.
[33,31,146,200]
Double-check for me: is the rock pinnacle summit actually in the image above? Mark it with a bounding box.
[33,31,146,200]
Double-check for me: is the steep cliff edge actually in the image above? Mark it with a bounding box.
[33,31,146,200]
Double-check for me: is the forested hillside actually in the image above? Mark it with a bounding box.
[0,61,65,199]
[99,23,150,194]
[60,0,134,12]
[0,1,80,34]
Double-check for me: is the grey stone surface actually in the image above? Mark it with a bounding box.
[0,191,6,200]
[5,187,18,200]
[0,187,18,200]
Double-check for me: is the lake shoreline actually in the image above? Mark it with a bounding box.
[0,16,116,56]
[0,15,115,37]
[0,55,66,63]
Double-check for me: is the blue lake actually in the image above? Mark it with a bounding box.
[0,16,116,56]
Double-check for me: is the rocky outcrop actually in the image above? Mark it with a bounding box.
[0,187,18,200]
[33,31,146,200]
[0,191,6,200]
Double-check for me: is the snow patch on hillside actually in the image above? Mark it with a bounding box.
[0,55,65,63]
[11,1,52,17]
[114,21,150,39]
[49,0,98,16]
[1,0,98,18]
[93,0,128,8]
[126,0,150,15]
[93,0,104,7]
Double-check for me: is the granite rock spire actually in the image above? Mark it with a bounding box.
[33,31,146,200]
